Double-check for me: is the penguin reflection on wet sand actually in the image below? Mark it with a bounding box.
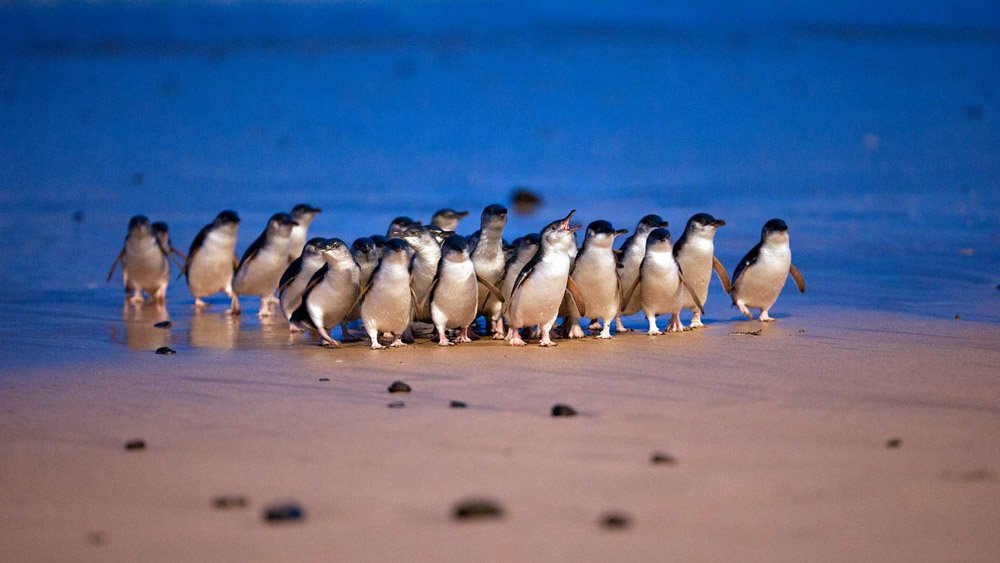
[287,204,322,262]
[621,228,704,335]
[427,236,505,346]
[108,215,174,304]
[731,219,806,322]
[564,220,629,339]
[278,237,327,331]
[233,212,298,317]
[359,238,416,349]
[504,210,587,347]
[673,213,732,329]
[183,210,241,314]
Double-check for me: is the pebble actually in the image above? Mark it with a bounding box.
[213,496,248,510]
[86,531,107,545]
[153,321,172,328]
[388,401,405,408]
[453,499,504,521]
[600,512,631,530]
[387,381,411,393]
[954,314,961,320]
[551,404,577,417]
[263,503,305,523]
[318,377,330,382]
[155,346,176,355]
[885,437,902,449]
[124,439,146,451]
[449,401,467,408]
[650,451,677,465]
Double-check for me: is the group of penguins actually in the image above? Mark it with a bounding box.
[109,203,806,348]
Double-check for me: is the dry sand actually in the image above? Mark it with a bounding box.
[1,306,998,561]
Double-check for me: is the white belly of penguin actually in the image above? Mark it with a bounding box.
[125,239,168,292]
[734,245,791,309]
[572,252,619,320]
[361,270,413,334]
[307,268,360,329]
[509,255,570,327]
[188,231,236,296]
[430,262,478,329]
[641,255,683,316]
[677,238,714,310]
[234,244,289,296]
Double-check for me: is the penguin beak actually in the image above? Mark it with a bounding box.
[457,210,469,218]
[712,219,726,227]
[558,210,576,231]
[659,220,669,228]
[614,228,629,237]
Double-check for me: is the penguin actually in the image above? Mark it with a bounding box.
[468,204,509,339]
[278,237,327,331]
[290,238,360,345]
[358,238,416,349]
[387,216,420,239]
[620,228,704,335]
[288,203,322,262]
[183,210,241,314]
[730,219,806,321]
[673,213,732,329]
[233,212,299,317]
[426,235,504,346]
[500,234,540,303]
[616,214,670,331]
[107,215,172,304]
[503,210,587,347]
[563,220,629,339]
[431,208,469,232]
[351,237,379,289]
[401,224,454,322]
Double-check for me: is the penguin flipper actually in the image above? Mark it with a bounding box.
[236,232,266,272]
[279,256,305,293]
[107,248,125,283]
[731,242,761,287]
[565,275,587,318]
[170,246,188,262]
[712,256,732,293]
[789,264,806,293]
[678,270,705,315]
[502,258,536,316]
[475,273,504,303]
[620,273,642,311]
[348,282,372,315]
[184,222,212,279]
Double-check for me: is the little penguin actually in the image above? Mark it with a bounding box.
[183,210,241,314]
[368,235,388,259]
[359,238,417,349]
[401,225,453,322]
[278,237,327,330]
[233,212,299,317]
[108,215,172,304]
[563,220,629,339]
[426,236,504,346]
[469,204,509,339]
[673,213,732,329]
[288,203,322,262]
[617,214,670,331]
[290,238,360,345]
[730,219,806,321]
[431,208,469,232]
[351,237,379,289]
[503,210,587,347]
[500,234,540,303]
[621,228,704,335]
[387,216,420,239]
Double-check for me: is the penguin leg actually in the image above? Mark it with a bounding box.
[289,322,305,333]
[153,283,168,305]
[365,322,385,349]
[389,333,408,348]
[567,320,586,339]
[225,286,241,315]
[457,326,473,343]
[435,322,453,346]
[735,299,752,319]
[507,326,527,347]
[615,315,631,333]
[588,319,602,331]
[646,312,663,336]
[596,319,612,339]
[491,316,506,340]
[667,313,683,333]
[316,324,341,347]
[257,295,273,318]
[689,309,704,329]
[759,310,775,322]
[539,318,558,347]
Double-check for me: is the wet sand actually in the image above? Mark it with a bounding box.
[2,306,998,561]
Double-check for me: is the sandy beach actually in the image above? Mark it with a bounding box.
[2,304,998,561]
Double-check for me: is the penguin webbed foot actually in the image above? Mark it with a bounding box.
[759,311,775,322]
[507,329,527,347]
[389,338,408,348]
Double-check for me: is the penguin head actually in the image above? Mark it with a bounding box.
[127,215,151,236]
[317,238,353,264]
[369,235,388,258]
[685,213,726,238]
[636,214,669,234]
[212,210,241,233]
[387,216,420,238]
[517,233,541,254]
[401,225,445,251]
[441,235,469,262]
[267,212,298,237]
[432,208,469,229]
[541,210,580,253]
[383,238,414,264]
[302,237,326,256]
[645,228,673,252]
[585,220,628,248]
[351,237,376,259]
[761,218,789,244]
[480,204,508,230]
[150,222,170,245]
[291,203,322,225]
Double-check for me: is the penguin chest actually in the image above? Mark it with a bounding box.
[573,252,619,318]
[512,255,570,326]
[189,231,236,294]
[308,268,360,328]
[430,263,478,328]
[125,239,168,290]
[735,245,791,308]
[676,238,714,305]
[640,256,682,315]
[235,243,290,296]
[361,270,413,333]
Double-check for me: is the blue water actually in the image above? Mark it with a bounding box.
[0,2,997,362]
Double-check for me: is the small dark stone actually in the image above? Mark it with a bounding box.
[510,187,542,215]
[453,499,504,520]
[450,401,467,408]
[954,314,961,320]
[71,211,85,223]
[213,495,248,510]
[388,381,411,393]
[551,404,577,417]
[886,437,902,449]
[86,531,107,545]
[388,401,405,408]
[124,439,146,451]
[263,503,305,523]
[153,321,171,328]
[155,346,176,355]
[798,329,805,333]
[600,512,631,530]
[650,451,677,465]
[319,377,330,382]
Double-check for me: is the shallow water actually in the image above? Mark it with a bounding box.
[0,4,997,367]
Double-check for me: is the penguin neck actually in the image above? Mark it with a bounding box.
[473,225,504,256]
